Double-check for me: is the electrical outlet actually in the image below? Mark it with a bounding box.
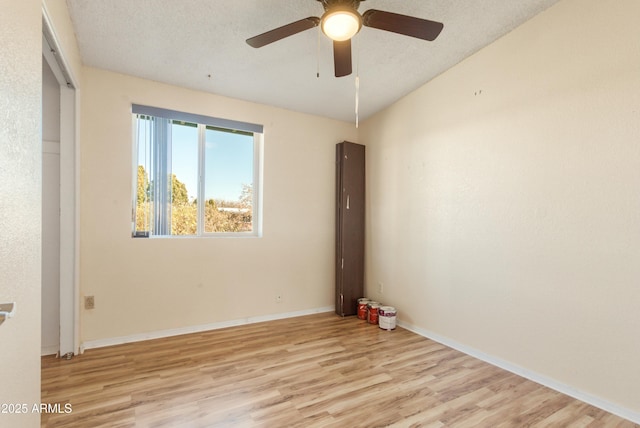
[84,296,95,310]
[378,282,384,294]
[276,294,282,303]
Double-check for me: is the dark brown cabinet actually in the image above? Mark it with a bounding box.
[335,141,365,316]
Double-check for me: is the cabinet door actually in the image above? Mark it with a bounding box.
[335,143,345,315]
[336,141,365,316]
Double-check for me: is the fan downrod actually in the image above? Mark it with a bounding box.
[317,0,363,12]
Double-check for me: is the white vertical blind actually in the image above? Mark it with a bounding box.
[152,117,172,235]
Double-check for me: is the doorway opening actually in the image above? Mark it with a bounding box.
[42,9,79,357]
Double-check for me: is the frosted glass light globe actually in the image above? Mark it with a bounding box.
[321,10,362,41]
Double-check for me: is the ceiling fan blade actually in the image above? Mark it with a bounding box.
[362,9,443,41]
[246,17,320,48]
[333,39,352,77]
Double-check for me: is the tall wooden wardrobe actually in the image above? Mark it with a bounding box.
[335,141,365,316]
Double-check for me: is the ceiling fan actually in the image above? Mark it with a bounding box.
[246,0,444,78]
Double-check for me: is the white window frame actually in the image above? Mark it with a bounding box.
[132,104,263,238]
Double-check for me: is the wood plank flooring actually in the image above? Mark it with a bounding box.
[41,313,637,427]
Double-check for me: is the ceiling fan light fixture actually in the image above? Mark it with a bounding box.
[321,7,362,42]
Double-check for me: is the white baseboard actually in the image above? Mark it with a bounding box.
[397,320,640,425]
[81,306,333,353]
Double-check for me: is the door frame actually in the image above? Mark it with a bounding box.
[42,5,80,357]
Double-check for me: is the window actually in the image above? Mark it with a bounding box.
[132,105,262,237]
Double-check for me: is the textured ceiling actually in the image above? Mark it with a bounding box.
[66,0,560,123]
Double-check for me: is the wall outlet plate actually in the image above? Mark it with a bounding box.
[85,296,95,310]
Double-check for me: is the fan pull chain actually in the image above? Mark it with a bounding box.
[355,76,360,128]
[316,27,321,78]
[354,36,360,128]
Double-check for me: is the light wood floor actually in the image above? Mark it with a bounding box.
[42,313,637,427]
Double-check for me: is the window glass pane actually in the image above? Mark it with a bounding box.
[170,121,199,235]
[133,107,261,238]
[204,127,254,233]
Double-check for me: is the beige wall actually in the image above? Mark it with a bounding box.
[0,0,41,426]
[360,0,640,416]
[79,67,357,342]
